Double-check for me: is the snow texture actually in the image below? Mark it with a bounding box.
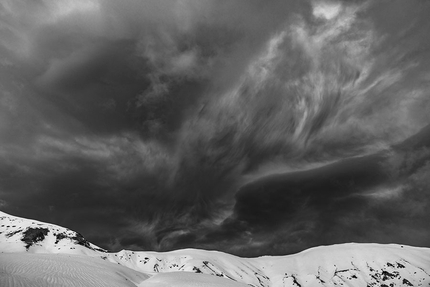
[1,211,430,286]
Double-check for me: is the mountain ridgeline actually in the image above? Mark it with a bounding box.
[1,211,429,287]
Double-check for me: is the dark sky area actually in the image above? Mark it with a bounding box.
[1,0,430,257]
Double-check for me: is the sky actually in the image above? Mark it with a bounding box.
[1,0,430,257]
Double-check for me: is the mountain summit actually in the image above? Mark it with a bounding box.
[1,211,429,286]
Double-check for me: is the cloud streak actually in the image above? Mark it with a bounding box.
[1,0,430,255]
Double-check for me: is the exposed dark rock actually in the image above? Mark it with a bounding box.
[6,229,22,238]
[193,266,202,273]
[291,274,302,287]
[71,232,91,248]
[21,227,49,250]
[55,232,68,244]
[381,270,398,281]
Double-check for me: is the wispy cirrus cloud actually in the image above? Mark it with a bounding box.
[1,0,430,255]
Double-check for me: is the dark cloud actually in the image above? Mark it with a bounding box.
[163,126,430,256]
[1,0,430,256]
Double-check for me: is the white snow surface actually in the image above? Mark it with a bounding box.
[0,253,149,287]
[1,210,430,287]
[0,211,104,255]
[139,272,248,287]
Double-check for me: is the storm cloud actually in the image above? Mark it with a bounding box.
[1,0,430,256]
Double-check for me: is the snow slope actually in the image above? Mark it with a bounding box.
[103,244,430,287]
[0,253,149,287]
[1,211,430,286]
[139,272,248,287]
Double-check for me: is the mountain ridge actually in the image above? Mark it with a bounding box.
[1,211,429,286]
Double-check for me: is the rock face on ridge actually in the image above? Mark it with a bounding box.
[1,211,430,287]
[103,244,430,287]
[0,211,105,255]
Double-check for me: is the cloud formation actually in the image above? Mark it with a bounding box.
[1,0,430,256]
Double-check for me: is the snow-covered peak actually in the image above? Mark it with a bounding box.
[0,211,105,255]
[1,211,429,287]
[102,243,430,287]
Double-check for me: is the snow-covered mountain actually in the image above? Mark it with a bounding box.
[0,211,105,256]
[1,211,429,287]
